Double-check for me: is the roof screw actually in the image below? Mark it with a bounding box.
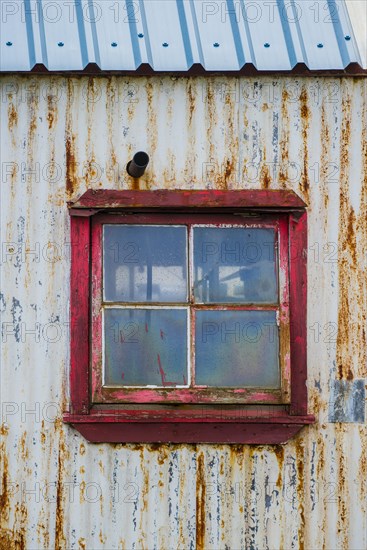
[162,42,169,47]
[111,42,118,47]
[317,43,324,48]
[213,42,220,48]
[344,35,351,41]
[138,33,144,38]
[58,42,64,47]
[6,41,12,46]
[264,42,270,48]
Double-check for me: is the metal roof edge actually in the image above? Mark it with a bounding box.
[1,64,366,77]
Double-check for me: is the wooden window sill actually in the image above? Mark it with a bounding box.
[63,411,315,444]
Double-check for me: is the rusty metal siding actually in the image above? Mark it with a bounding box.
[0,1,366,73]
[0,75,366,549]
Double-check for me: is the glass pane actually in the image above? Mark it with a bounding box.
[193,227,278,304]
[104,308,188,386]
[195,310,279,387]
[103,226,187,302]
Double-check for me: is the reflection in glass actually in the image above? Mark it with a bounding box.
[193,227,278,304]
[104,308,188,386]
[103,225,187,302]
[195,310,279,387]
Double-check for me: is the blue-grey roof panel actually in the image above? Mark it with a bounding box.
[0,0,365,72]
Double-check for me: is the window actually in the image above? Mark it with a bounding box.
[64,190,314,443]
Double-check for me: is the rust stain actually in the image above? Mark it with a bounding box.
[320,103,330,210]
[40,421,46,446]
[65,135,77,198]
[336,92,355,381]
[223,158,234,189]
[130,176,140,191]
[357,425,367,506]
[261,163,271,189]
[84,80,98,184]
[8,103,18,131]
[205,81,218,189]
[0,424,9,437]
[127,79,138,127]
[335,424,349,549]
[0,445,10,524]
[299,87,310,202]
[195,451,206,550]
[28,105,37,140]
[223,83,238,190]
[78,537,86,549]
[167,95,174,122]
[0,433,28,550]
[106,77,119,187]
[19,432,29,461]
[24,81,39,208]
[295,439,305,550]
[140,450,149,517]
[144,79,157,190]
[47,93,58,130]
[156,446,169,466]
[54,421,69,549]
[0,529,17,550]
[187,81,195,126]
[358,91,367,377]
[278,87,290,188]
[84,156,99,187]
[273,445,284,489]
[37,519,50,550]
[65,80,79,199]
[201,78,238,190]
[229,444,245,468]
[79,481,86,505]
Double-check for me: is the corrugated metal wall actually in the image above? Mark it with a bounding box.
[0,75,366,549]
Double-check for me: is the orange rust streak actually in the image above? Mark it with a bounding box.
[7,103,18,130]
[299,88,310,202]
[278,88,290,188]
[196,452,206,550]
[295,439,305,550]
[336,94,355,380]
[66,136,77,198]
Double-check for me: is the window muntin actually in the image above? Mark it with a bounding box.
[91,213,289,404]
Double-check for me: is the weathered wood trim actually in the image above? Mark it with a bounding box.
[70,189,307,211]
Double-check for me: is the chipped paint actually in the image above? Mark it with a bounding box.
[0,74,366,549]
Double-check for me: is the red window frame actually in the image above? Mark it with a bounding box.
[64,190,314,444]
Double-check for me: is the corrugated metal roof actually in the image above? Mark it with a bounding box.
[0,1,366,74]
